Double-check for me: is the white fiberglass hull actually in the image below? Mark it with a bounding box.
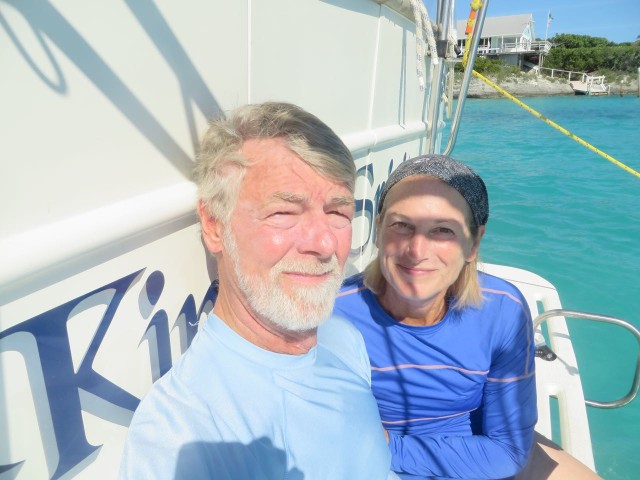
[1,1,436,478]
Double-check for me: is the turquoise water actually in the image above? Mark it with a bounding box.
[450,95,640,480]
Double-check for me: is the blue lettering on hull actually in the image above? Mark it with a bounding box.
[0,270,218,479]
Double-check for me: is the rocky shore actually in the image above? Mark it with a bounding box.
[454,73,639,98]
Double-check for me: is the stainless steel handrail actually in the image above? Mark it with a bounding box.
[426,0,454,153]
[534,309,640,409]
[442,0,490,155]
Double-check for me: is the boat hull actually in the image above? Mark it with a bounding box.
[0,1,436,478]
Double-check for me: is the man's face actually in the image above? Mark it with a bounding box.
[220,137,354,332]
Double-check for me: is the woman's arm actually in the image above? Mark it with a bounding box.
[388,377,536,478]
[388,300,537,478]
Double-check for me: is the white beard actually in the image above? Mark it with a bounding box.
[222,229,344,332]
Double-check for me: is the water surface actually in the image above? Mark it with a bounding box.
[450,95,640,480]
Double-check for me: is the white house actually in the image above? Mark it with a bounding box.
[457,14,551,67]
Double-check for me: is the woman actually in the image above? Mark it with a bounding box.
[334,154,599,479]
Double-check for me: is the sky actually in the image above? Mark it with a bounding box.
[449,0,639,44]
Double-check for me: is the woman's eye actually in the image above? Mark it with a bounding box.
[389,221,413,233]
[431,227,454,237]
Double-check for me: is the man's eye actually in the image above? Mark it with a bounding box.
[328,210,352,219]
[266,211,298,228]
[328,211,352,228]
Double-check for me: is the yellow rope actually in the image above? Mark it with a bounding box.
[471,70,640,180]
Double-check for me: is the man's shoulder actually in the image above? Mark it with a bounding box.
[133,354,208,421]
[129,326,221,423]
[317,315,369,379]
[318,315,364,345]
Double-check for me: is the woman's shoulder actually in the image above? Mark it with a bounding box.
[336,273,370,302]
[478,271,527,309]
[333,273,376,323]
[338,272,365,292]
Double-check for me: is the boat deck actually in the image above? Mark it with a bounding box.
[480,263,596,469]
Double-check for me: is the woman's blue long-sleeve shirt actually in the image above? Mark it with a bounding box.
[333,272,537,479]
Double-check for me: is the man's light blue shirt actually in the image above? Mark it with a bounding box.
[120,312,394,479]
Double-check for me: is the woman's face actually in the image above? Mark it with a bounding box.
[376,176,483,312]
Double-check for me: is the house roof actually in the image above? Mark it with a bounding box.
[456,14,534,40]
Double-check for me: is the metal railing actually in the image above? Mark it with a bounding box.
[534,309,640,409]
[443,0,490,155]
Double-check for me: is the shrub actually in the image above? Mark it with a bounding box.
[545,45,640,74]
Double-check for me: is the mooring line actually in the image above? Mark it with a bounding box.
[472,70,640,180]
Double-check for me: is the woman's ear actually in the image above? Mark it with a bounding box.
[197,201,224,254]
[466,225,485,262]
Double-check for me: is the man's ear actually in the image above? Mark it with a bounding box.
[197,201,224,254]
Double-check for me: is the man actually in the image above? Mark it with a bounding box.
[120,102,394,479]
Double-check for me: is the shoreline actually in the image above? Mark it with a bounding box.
[454,74,640,98]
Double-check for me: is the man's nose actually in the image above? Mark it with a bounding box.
[298,212,339,259]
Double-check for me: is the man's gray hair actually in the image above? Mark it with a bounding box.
[194,102,355,224]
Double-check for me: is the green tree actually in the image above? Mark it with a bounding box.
[549,33,613,48]
[545,45,640,74]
